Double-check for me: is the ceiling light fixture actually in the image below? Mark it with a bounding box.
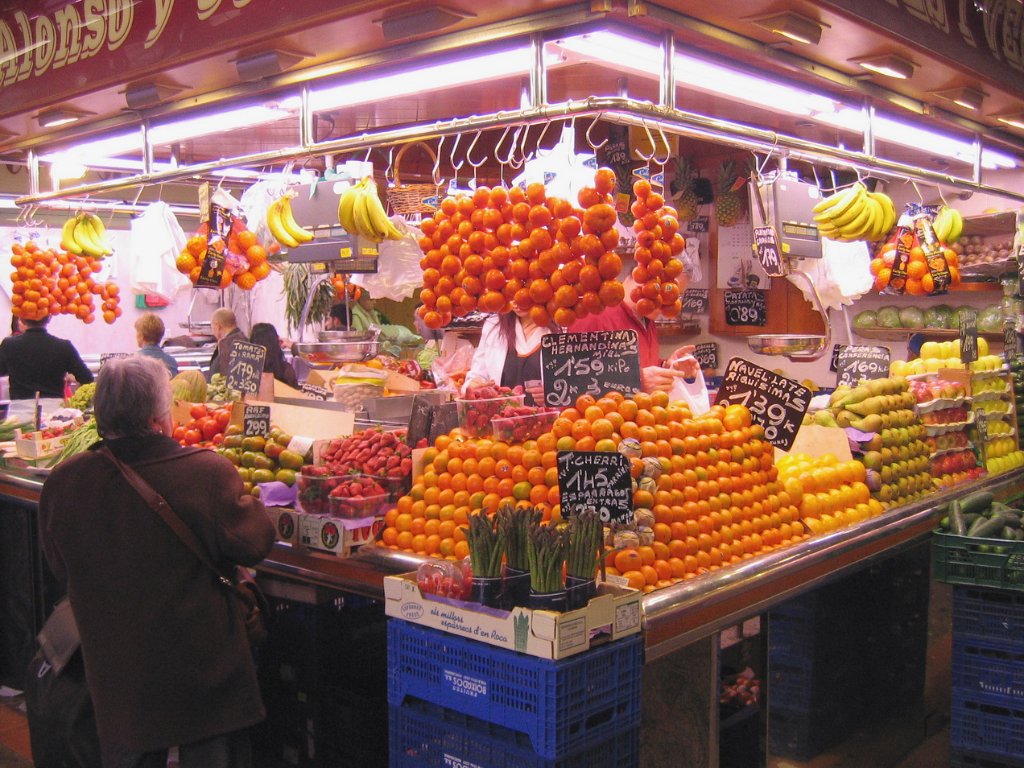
[751,12,826,45]
[234,49,309,81]
[996,114,1024,131]
[855,53,916,80]
[933,87,985,111]
[37,107,93,128]
[123,81,186,110]
[374,4,475,42]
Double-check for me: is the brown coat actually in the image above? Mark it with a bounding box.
[39,434,276,752]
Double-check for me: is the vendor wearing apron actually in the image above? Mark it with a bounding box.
[463,307,560,406]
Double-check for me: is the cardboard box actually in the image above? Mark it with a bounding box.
[265,506,300,545]
[299,514,385,556]
[383,572,642,660]
[229,399,355,441]
[14,419,83,459]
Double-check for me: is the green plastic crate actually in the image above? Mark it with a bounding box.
[933,529,1024,592]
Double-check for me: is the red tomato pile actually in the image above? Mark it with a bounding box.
[630,179,687,318]
[415,167,626,330]
[172,403,233,447]
[10,241,121,324]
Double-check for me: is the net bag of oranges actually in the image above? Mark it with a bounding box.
[871,205,961,296]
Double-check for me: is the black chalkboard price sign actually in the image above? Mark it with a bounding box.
[959,308,979,364]
[724,290,767,326]
[1005,322,1020,363]
[300,383,331,401]
[714,357,811,451]
[243,404,271,437]
[1017,242,1024,297]
[835,345,891,388]
[693,342,718,371]
[541,330,642,409]
[99,352,130,367]
[428,401,460,444]
[227,340,267,395]
[557,451,633,525]
[752,225,785,278]
[687,216,709,233]
[406,394,436,447]
[681,288,709,314]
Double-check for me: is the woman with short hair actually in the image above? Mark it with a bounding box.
[39,356,275,768]
[134,312,178,376]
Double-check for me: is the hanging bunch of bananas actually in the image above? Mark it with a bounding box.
[337,178,404,242]
[266,194,314,250]
[61,213,113,258]
[812,182,897,243]
[932,205,964,244]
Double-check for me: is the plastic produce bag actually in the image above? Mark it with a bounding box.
[239,180,281,250]
[511,124,596,202]
[350,219,422,301]
[129,202,191,300]
[788,238,872,311]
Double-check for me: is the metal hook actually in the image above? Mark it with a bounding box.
[384,146,395,185]
[652,122,671,166]
[363,146,373,163]
[504,126,526,169]
[433,136,446,186]
[465,131,487,188]
[585,114,608,150]
[633,121,657,163]
[911,180,923,202]
[449,132,465,173]
[518,124,536,165]
[533,119,554,156]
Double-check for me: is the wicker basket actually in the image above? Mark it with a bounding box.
[388,142,441,215]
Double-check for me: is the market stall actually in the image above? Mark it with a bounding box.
[3,2,1024,768]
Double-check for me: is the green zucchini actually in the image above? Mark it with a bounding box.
[1003,526,1017,541]
[960,491,995,517]
[963,513,982,528]
[969,515,1007,539]
[949,500,967,536]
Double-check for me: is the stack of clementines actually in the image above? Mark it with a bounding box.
[630,179,689,317]
[415,168,627,330]
[378,392,812,592]
[9,240,121,325]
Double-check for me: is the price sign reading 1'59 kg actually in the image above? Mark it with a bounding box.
[681,288,709,314]
[541,330,642,409]
[959,308,979,364]
[723,290,767,327]
[714,357,811,451]
[243,405,271,437]
[227,340,267,395]
[752,226,785,277]
[557,451,633,525]
[835,345,891,388]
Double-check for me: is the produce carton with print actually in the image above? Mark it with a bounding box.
[383,572,641,660]
[265,506,299,545]
[15,420,83,459]
[299,514,385,556]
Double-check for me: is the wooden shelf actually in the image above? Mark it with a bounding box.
[852,326,1005,342]
[962,211,1017,238]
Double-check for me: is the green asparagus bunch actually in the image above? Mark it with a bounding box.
[55,420,100,464]
[527,524,566,594]
[497,505,540,572]
[566,510,603,580]
[466,513,504,579]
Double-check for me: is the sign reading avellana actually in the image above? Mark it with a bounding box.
[226,340,266,395]
[681,288,709,314]
[243,404,271,437]
[541,330,641,409]
[714,357,811,451]
[556,451,633,525]
[723,290,767,326]
[835,345,891,388]
[959,308,979,364]
[752,225,785,277]
[1005,322,1020,362]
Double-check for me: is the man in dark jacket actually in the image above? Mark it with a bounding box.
[0,316,93,398]
[39,356,275,767]
[208,308,246,381]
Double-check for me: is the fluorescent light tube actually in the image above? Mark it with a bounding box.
[281,47,555,112]
[149,105,290,144]
[856,54,915,80]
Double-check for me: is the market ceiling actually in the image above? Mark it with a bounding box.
[0,0,1021,182]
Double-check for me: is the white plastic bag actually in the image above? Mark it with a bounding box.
[511,125,596,201]
[129,202,190,300]
[788,239,872,311]
[350,219,422,302]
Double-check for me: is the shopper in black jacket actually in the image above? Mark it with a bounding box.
[0,316,93,398]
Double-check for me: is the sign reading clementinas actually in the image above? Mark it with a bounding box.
[0,0,252,91]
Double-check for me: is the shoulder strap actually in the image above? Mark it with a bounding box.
[97,444,231,587]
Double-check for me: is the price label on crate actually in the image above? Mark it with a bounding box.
[959,308,979,364]
[714,357,811,451]
[541,331,641,409]
[723,290,767,326]
[557,451,633,525]
[752,225,785,278]
[226,340,267,395]
[976,410,989,454]
[687,215,709,233]
[681,288,709,314]
[299,383,331,401]
[693,342,718,371]
[243,404,271,437]
[1005,322,1020,363]
[835,345,891,388]
[99,352,130,367]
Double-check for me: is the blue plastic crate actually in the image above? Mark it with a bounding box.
[954,638,1024,702]
[951,690,1024,760]
[387,620,642,759]
[951,748,1024,768]
[954,587,1024,650]
[389,700,640,768]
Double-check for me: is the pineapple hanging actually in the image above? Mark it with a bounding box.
[670,156,699,222]
[715,159,746,228]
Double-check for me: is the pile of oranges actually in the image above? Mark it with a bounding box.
[870,239,961,295]
[776,453,883,534]
[10,241,121,324]
[379,393,812,592]
[175,218,273,291]
[630,179,688,317]
[415,168,626,330]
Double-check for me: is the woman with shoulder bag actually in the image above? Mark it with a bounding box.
[38,356,276,768]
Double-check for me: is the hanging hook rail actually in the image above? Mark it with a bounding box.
[585,114,608,150]
[651,122,672,166]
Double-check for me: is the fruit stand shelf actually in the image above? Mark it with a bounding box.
[852,326,1005,342]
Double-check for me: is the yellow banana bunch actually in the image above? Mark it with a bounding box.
[337,178,404,243]
[61,213,113,258]
[266,194,314,249]
[932,206,964,244]
[813,183,896,243]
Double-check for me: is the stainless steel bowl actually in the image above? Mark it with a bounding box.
[317,329,378,343]
[294,341,380,367]
[747,334,827,359]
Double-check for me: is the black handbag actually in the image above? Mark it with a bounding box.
[24,599,102,768]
